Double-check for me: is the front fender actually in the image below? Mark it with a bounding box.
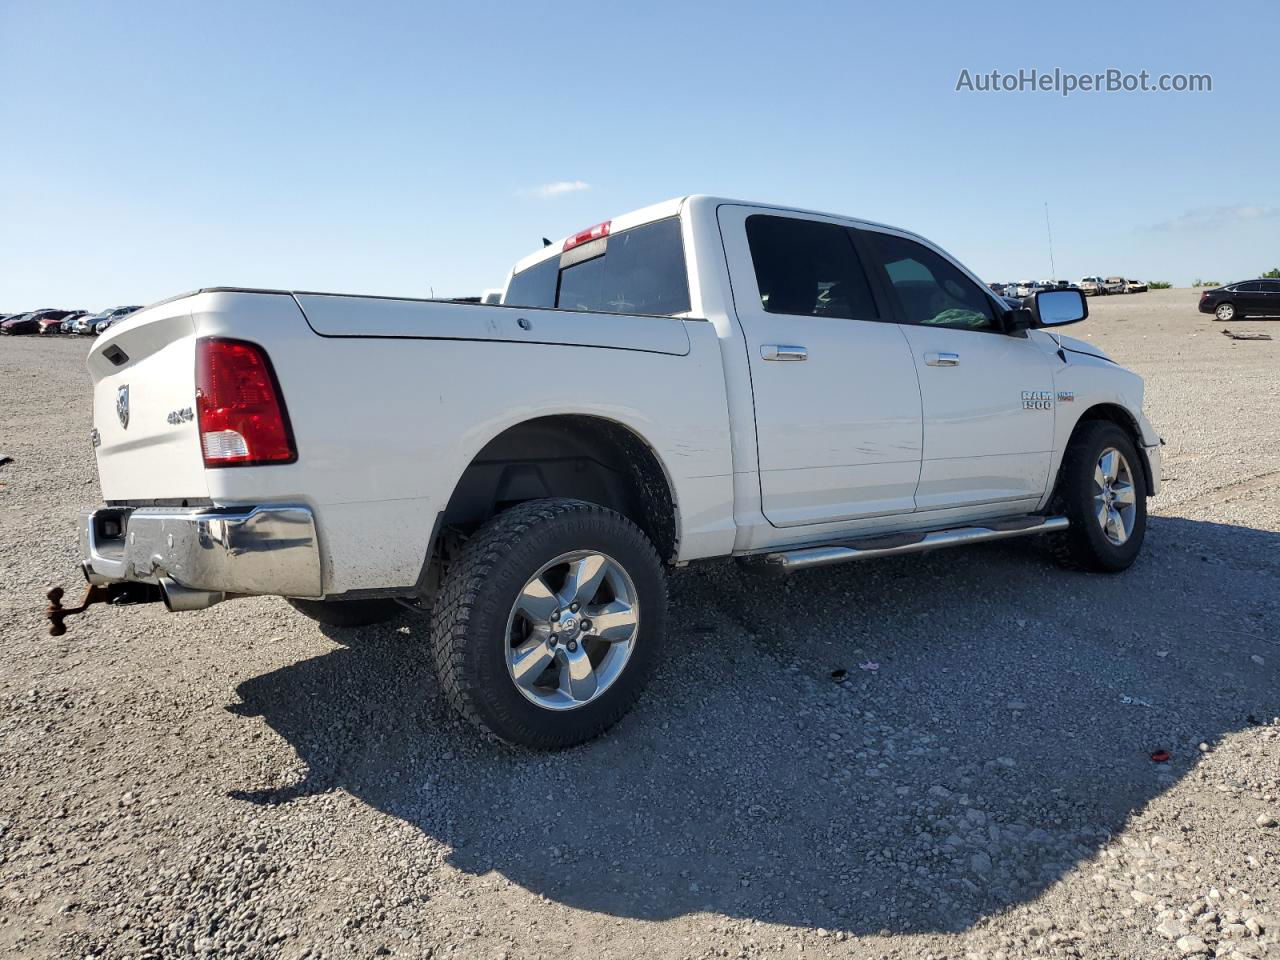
[1041,355,1161,507]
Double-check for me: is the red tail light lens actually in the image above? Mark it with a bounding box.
[563,220,610,251]
[195,337,296,467]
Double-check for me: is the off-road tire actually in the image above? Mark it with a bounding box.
[1048,421,1147,572]
[286,597,402,628]
[430,498,667,749]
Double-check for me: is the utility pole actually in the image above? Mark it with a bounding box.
[1044,202,1057,282]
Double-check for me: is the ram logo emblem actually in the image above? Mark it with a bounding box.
[116,385,130,430]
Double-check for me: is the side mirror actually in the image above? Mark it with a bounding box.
[1026,289,1088,328]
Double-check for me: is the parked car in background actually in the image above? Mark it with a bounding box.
[69,312,98,335]
[80,308,114,335]
[6,309,75,335]
[0,312,38,335]
[38,310,83,335]
[1124,280,1148,294]
[988,282,1007,296]
[1198,279,1280,321]
[1014,281,1035,297]
[57,310,88,333]
[1103,277,1127,295]
[1079,277,1105,296]
[92,305,142,335]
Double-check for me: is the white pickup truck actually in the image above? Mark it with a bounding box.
[66,196,1161,748]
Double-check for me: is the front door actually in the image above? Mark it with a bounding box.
[718,206,923,527]
[860,228,1056,512]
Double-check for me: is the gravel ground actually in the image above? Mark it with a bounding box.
[1,288,1277,960]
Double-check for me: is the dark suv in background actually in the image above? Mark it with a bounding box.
[1199,279,1280,321]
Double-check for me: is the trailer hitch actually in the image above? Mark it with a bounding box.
[44,582,162,636]
[45,584,110,636]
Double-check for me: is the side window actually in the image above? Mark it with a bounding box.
[866,232,997,331]
[744,215,879,320]
[503,255,558,308]
[555,217,690,315]
[1236,281,1262,292]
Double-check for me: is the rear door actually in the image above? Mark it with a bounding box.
[861,228,1055,512]
[718,205,923,527]
[1260,279,1280,316]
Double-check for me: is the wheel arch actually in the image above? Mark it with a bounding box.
[434,414,680,571]
[1055,403,1154,497]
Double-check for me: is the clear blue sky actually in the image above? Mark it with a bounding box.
[2,0,1276,311]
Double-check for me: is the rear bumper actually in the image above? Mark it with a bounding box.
[1197,299,1217,314]
[79,504,323,598]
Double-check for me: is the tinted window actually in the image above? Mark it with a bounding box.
[1236,281,1263,292]
[867,232,996,330]
[503,255,559,308]
[744,215,879,320]
[555,217,690,315]
[1262,280,1280,292]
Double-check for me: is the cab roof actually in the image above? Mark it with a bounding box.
[509,195,918,277]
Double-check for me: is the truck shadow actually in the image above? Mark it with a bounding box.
[230,515,1278,934]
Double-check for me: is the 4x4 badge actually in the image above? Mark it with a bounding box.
[116,385,130,430]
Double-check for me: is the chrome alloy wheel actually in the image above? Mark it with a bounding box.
[504,551,640,711]
[1093,447,1138,546]
[1215,303,1235,321]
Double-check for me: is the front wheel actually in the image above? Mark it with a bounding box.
[1215,302,1237,321]
[1049,421,1147,572]
[430,498,667,748]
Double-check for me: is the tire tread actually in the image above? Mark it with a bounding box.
[429,498,662,747]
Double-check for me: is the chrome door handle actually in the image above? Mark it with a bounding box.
[925,352,960,367]
[761,344,807,361]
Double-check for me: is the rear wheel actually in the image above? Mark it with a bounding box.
[1049,421,1147,572]
[1215,302,1237,321]
[430,498,666,748]
[287,597,402,627]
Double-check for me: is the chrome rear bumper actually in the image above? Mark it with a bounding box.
[79,505,323,599]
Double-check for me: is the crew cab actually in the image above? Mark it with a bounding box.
[69,196,1162,748]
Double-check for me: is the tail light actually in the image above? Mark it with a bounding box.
[195,337,296,467]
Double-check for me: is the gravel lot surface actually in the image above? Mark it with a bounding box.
[1,288,1277,959]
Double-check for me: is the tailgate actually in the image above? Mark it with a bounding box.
[87,299,209,501]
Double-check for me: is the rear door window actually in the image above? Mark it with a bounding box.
[744,215,879,320]
[505,217,691,315]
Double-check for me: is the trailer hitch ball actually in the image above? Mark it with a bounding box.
[45,584,111,637]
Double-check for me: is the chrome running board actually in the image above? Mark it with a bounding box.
[760,515,1069,573]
